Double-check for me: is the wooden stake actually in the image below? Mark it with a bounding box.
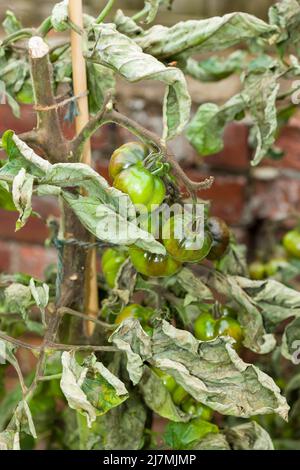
[69,0,98,334]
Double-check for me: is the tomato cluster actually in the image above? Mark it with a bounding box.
[249,227,300,281]
[194,306,243,350]
[109,141,166,212]
[106,143,231,279]
[152,368,213,420]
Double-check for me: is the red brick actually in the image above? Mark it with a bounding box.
[0,104,36,135]
[202,123,250,171]
[15,244,57,279]
[0,209,49,245]
[0,240,11,271]
[249,177,300,221]
[261,124,300,171]
[186,169,247,225]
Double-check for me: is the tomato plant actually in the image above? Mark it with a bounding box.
[0,0,300,453]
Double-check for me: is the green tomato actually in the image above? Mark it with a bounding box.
[220,305,238,319]
[249,261,266,280]
[109,141,149,179]
[172,385,189,405]
[16,81,34,104]
[152,367,177,393]
[109,142,166,212]
[194,312,216,341]
[283,229,300,259]
[114,303,154,325]
[214,316,243,350]
[265,258,289,277]
[207,217,230,260]
[129,246,182,278]
[181,397,213,421]
[162,215,212,263]
[113,164,166,212]
[101,248,127,288]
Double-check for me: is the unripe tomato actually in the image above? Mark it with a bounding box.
[109,141,148,179]
[220,305,237,319]
[162,215,212,263]
[249,261,266,280]
[207,217,230,260]
[194,312,216,341]
[181,397,213,421]
[283,229,300,259]
[109,142,166,212]
[101,248,127,288]
[152,367,177,393]
[129,246,181,277]
[172,385,189,405]
[265,258,289,277]
[16,82,34,104]
[214,316,243,350]
[114,303,154,325]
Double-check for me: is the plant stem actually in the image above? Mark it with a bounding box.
[96,0,115,24]
[37,16,53,37]
[1,28,34,47]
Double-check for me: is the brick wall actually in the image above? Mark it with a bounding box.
[1,76,300,279]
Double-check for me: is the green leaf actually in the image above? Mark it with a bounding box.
[29,279,49,325]
[51,0,69,32]
[269,0,300,49]
[185,51,246,82]
[103,394,147,450]
[211,274,276,354]
[4,283,31,317]
[245,71,280,166]
[62,192,166,254]
[0,181,16,211]
[1,131,50,178]
[193,432,230,450]
[164,419,219,450]
[87,62,115,114]
[135,13,278,59]
[172,268,213,302]
[144,0,174,24]
[2,10,22,35]
[109,321,152,385]
[0,429,19,450]
[60,352,128,427]
[90,24,191,141]
[225,421,274,450]
[216,241,248,277]
[12,169,34,230]
[114,10,143,37]
[139,366,188,422]
[186,95,245,156]
[110,319,289,419]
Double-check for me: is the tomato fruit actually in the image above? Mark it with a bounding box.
[194,312,216,341]
[172,385,189,405]
[115,303,154,325]
[101,248,127,288]
[181,397,213,421]
[129,246,181,277]
[162,215,212,263]
[214,316,244,350]
[249,261,266,280]
[283,229,300,259]
[265,258,289,277]
[152,368,177,393]
[207,217,230,260]
[109,142,166,212]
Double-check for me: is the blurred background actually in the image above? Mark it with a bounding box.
[1,0,299,282]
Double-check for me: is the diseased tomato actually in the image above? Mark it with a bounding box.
[207,216,230,260]
[109,142,166,212]
[214,316,243,350]
[101,248,127,288]
[162,215,212,263]
[129,246,182,277]
[114,303,154,325]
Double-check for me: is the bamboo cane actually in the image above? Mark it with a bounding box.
[69,0,98,335]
